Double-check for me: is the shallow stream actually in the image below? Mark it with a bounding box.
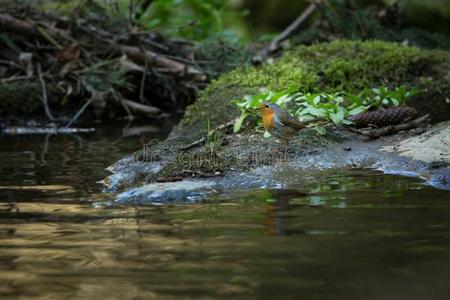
[1,126,449,299]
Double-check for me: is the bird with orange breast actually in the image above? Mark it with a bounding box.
[260,102,305,155]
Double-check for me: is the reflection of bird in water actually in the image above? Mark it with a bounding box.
[260,102,305,158]
[263,189,308,236]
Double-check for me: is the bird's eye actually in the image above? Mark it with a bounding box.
[264,104,269,108]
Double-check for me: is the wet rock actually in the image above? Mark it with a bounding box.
[381,123,450,164]
[106,172,284,205]
[114,179,215,205]
[101,155,163,193]
[429,168,450,190]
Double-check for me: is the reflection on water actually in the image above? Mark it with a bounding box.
[1,127,450,299]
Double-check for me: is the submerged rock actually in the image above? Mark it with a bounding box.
[114,179,215,205]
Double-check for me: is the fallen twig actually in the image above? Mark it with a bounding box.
[180,119,236,151]
[0,13,66,45]
[155,176,183,183]
[120,99,135,119]
[138,45,148,103]
[121,98,161,115]
[269,1,320,53]
[28,18,63,49]
[353,114,429,139]
[65,93,97,128]
[255,0,321,61]
[0,75,29,83]
[1,126,95,135]
[1,13,206,82]
[37,63,57,121]
[115,44,205,81]
[0,13,39,36]
[1,9,208,125]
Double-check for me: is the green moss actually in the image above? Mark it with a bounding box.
[222,40,449,93]
[0,81,43,116]
[0,81,61,118]
[154,149,231,180]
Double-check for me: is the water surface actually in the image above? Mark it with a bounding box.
[1,126,449,299]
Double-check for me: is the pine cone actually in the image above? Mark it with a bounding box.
[348,106,417,128]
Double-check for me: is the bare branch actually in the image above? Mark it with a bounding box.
[356,114,430,139]
[65,93,97,128]
[37,63,57,121]
[121,98,161,115]
[269,1,320,53]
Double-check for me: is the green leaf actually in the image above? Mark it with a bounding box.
[233,112,248,133]
[314,126,326,135]
[306,105,326,117]
[233,85,418,132]
[342,119,353,125]
[234,100,247,108]
[243,95,253,102]
[313,95,321,105]
[263,131,271,138]
[348,106,367,115]
[276,94,292,106]
[334,96,344,104]
[330,108,345,124]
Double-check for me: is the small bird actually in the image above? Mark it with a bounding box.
[260,102,305,156]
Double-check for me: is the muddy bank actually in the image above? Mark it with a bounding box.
[102,40,450,204]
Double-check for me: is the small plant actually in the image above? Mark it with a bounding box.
[78,58,134,96]
[233,85,418,133]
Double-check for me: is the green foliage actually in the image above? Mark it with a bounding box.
[233,85,418,132]
[178,40,449,140]
[79,59,134,96]
[137,0,237,40]
[38,0,243,41]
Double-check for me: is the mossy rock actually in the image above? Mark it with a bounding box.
[0,81,43,117]
[183,39,449,132]
[139,39,450,180]
[0,80,60,119]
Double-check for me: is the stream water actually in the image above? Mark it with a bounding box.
[1,126,449,300]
